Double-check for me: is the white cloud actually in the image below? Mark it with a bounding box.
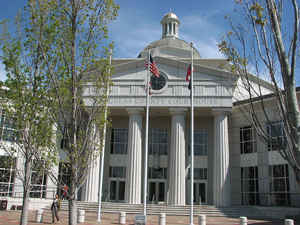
[109,9,229,59]
[109,10,161,58]
[180,13,226,59]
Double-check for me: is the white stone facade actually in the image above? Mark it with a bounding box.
[1,12,300,209]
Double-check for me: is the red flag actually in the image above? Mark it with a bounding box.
[186,64,192,90]
[145,54,160,77]
[186,64,191,81]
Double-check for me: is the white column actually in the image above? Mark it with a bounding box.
[82,125,100,202]
[169,108,187,205]
[82,156,100,202]
[213,110,231,207]
[125,108,143,204]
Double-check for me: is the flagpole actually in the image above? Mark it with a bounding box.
[189,42,194,225]
[143,50,151,218]
[97,48,112,223]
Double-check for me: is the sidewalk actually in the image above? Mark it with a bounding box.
[0,210,297,225]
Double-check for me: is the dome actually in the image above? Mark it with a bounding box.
[138,12,201,59]
[138,38,201,59]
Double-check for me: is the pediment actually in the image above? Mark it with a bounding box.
[112,56,238,85]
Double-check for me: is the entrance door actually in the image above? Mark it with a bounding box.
[194,182,206,204]
[109,180,125,202]
[148,181,165,203]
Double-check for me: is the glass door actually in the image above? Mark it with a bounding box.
[194,182,206,204]
[148,181,165,203]
[109,179,125,202]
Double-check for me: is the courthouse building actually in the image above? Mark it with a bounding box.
[1,12,300,208]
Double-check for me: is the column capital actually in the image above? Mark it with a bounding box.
[126,108,144,115]
[212,108,231,116]
[169,108,187,115]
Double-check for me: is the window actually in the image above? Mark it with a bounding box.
[0,111,18,142]
[148,168,167,179]
[30,164,47,198]
[241,166,259,205]
[269,164,290,206]
[109,167,126,178]
[0,156,16,196]
[150,74,167,91]
[149,128,168,155]
[240,126,256,154]
[189,129,208,156]
[194,130,208,156]
[110,128,128,154]
[188,168,207,180]
[58,162,71,190]
[267,122,286,151]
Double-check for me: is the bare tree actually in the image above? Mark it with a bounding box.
[219,0,300,185]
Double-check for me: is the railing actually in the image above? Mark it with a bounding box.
[0,184,58,200]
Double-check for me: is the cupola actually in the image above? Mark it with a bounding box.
[161,12,180,39]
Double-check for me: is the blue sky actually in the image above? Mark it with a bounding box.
[0,0,236,80]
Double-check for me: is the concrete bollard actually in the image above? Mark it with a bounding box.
[198,215,206,225]
[35,209,43,223]
[119,211,126,224]
[285,219,294,225]
[240,217,247,225]
[77,209,85,223]
[159,213,166,225]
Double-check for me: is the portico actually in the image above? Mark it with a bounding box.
[81,12,237,206]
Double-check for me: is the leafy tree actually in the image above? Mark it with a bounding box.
[1,0,117,224]
[219,0,300,185]
[29,1,118,225]
[0,8,57,225]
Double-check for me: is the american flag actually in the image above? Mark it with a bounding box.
[145,54,160,77]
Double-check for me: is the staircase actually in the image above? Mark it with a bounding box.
[59,201,264,218]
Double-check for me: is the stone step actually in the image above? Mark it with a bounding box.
[58,201,250,217]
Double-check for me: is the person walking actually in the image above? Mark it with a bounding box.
[51,194,60,223]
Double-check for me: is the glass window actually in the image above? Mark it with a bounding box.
[267,122,286,151]
[148,167,167,179]
[58,162,71,196]
[0,111,18,142]
[240,126,256,154]
[149,128,168,155]
[188,168,207,180]
[150,74,166,91]
[269,164,290,206]
[189,129,208,156]
[110,128,128,154]
[241,166,259,205]
[0,156,16,197]
[109,167,126,178]
[30,163,47,198]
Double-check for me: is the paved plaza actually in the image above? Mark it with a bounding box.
[0,210,299,225]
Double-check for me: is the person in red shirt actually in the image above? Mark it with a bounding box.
[62,184,68,200]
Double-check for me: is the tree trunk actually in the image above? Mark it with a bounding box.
[68,198,77,225]
[20,191,30,225]
[20,159,31,225]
